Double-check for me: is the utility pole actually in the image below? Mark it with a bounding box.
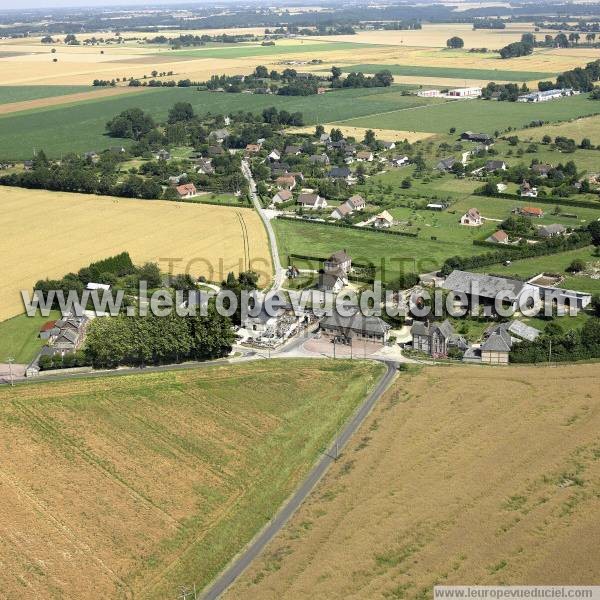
[6,357,15,387]
[549,338,552,363]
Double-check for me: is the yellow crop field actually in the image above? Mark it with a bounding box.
[0,187,271,321]
[517,114,600,146]
[0,359,385,599]
[226,363,600,600]
[308,22,562,49]
[290,124,434,143]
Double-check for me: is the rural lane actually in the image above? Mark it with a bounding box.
[241,160,286,291]
[201,359,398,600]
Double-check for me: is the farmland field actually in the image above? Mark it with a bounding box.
[516,114,600,146]
[0,359,385,599]
[0,85,97,104]
[342,63,555,82]
[274,218,488,281]
[224,363,600,600]
[338,93,600,133]
[0,87,438,159]
[168,41,385,59]
[0,187,271,321]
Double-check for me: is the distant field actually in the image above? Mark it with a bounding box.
[0,87,437,159]
[516,114,600,146]
[0,85,97,104]
[0,187,271,321]
[342,63,555,82]
[0,359,384,599]
[169,41,384,59]
[339,94,599,133]
[225,363,600,600]
[274,218,487,281]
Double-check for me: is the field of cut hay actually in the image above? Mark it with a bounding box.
[290,124,434,144]
[516,114,600,146]
[225,363,600,600]
[0,187,271,321]
[0,359,385,599]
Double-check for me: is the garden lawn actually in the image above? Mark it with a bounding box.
[474,246,600,295]
[274,218,489,281]
[0,310,60,364]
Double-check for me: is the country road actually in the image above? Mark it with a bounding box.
[201,359,398,600]
[241,159,286,291]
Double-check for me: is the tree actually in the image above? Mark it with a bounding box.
[168,102,195,123]
[363,129,376,147]
[254,65,269,78]
[446,36,464,49]
[331,66,342,80]
[567,258,585,272]
[138,262,162,287]
[588,221,600,246]
[106,108,155,140]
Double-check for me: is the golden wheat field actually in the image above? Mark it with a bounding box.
[290,124,434,143]
[0,187,271,321]
[1,25,596,86]
[0,360,384,599]
[225,363,600,600]
[517,114,600,146]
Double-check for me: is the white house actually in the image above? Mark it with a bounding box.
[520,181,539,198]
[268,149,281,162]
[298,192,327,209]
[447,87,482,98]
[373,210,394,228]
[272,189,293,204]
[176,183,198,199]
[460,208,483,227]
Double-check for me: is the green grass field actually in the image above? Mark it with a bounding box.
[274,218,489,280]
[342,64,555,82]
[0,360,384,598]
[475,246,600,293]
[0,310,60,363]
[0,87,436,159]
[0,85,98,104]
[169,41,383,59]
[339,94,599,133]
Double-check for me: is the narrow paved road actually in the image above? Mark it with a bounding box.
[241,160,286,290]
[201,359,398,600]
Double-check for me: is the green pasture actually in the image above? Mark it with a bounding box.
[0,86,437,159]
[338,94,599,134]
[0,85,98,104]
[342,64,555,82]
[168,41,384,59]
